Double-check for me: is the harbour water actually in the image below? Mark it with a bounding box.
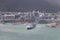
[0,24,60,40]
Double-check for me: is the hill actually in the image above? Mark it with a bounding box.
[0,0,60,13]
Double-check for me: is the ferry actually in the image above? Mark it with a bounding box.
[26,23,36,30]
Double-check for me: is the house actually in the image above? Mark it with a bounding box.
[2,14,15,23]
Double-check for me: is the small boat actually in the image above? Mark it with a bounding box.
[26,23,36,30]
[46,23,59,28]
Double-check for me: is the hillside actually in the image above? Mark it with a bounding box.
[0,0,60,12]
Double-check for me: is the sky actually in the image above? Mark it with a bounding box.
[46,0,60,4]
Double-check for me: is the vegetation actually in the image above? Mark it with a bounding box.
[0,0,60,13]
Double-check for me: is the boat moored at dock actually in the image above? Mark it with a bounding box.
[46,23,60,28]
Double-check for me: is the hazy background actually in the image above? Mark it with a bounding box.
[0,0,60,12]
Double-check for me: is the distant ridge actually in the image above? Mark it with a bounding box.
[0,0,60,13]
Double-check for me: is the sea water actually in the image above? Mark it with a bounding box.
[0,24,60,40]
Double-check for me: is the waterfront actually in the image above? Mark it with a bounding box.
[0,11,60,24]
[0,24,60,40]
